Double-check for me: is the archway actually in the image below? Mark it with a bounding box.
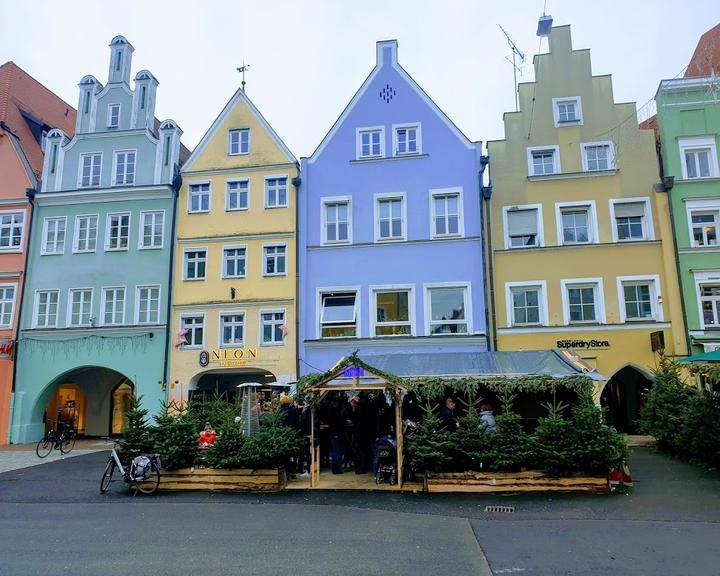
[186,367,283,404]
[600,364,654,433]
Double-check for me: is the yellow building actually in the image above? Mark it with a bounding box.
[486,26,687,432]
[169,87,298,400]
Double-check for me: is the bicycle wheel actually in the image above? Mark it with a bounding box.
[100,460,115,493]
[60,430,76,454]
[36,434,53,458]
[134,462,160,495]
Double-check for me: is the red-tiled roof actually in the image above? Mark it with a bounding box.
[639,115,659,139]
[685,23,720,78]
[0,61,76,179]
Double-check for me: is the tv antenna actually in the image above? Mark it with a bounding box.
[499,25,525,112]
[237,61,251,92]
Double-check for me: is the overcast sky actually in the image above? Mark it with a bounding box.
[2,0,718,157]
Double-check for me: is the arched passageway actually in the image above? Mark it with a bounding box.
[600,365,654,433]
[186,367,282,404]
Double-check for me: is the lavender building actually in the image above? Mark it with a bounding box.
[298,40,488,375]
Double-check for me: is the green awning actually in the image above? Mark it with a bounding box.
[679,349,720,363]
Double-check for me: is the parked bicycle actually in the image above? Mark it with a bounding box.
[100,441,161,495]
[35,419,76,458]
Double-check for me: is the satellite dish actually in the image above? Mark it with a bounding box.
[537,14,553,37]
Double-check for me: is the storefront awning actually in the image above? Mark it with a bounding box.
[680,349,720,363]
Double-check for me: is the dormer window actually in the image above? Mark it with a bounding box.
[107,104,120,128]
[393,124,421,155]
[228,129,250,155]
[357,127,384,159]
[552,97,583,127]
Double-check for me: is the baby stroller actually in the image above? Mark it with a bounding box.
[375,435,397,485]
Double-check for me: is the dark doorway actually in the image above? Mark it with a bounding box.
[600,366,653,433]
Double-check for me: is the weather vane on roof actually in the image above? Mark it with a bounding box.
[237,61,251,92]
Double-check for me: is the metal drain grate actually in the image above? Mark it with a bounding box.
[484,505,515,513]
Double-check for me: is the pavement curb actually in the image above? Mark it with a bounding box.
[466,518,495,575]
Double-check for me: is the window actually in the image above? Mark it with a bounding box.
[373,289,412,336]
[427,285,469,335]
[73,215,98,253]
[220,312,245,346]
[560,206,590,244]
[139,211,163,249]
[79,153,102,188]
[0,285,16,328]
[562,280,604,324]
[553,97,582,126]
[375,195,405,241]
[357,127,384,159]
[323,199,350,244]
[393,124,420,155]
[510,286,542,326]
[226,180,249,211]
[505,206,540,248]
[261,311,285,345]
[527,146,560,176]
[34,290,59,328]
[700,284,720,327]
[679,136,719,180]
[622,282,654,321]
[188,183,210,213]
[113,151,136,186]
[265,177,288,208]
[320,292,357,338]
[228,129,250,155]
[42,217,66,255]
[180,315,204,347]
[184,249,207,280]
[612,201,650,242]
[101,287,125,326]
[222,246,246,278]
[136,286,160,324]
[431,189,462,238]
[106,213,130,250]
[263,244,286,276]
[691,210,719,247]
[107,104,120,128]
[68,289,93,327]
[0,212,24,250]
[582,142,614,172]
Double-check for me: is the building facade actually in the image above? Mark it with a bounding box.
[169,88,298,400]
[487,26,687,432]
[10,37,183,443]
[299,40,487,374]
[0,62,76,444]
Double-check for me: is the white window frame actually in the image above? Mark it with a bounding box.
[221,244,247,279]
[107,103,120,128]
[262,243,287,277]
[429,187,464,239]
[504,281,548,327]
[616,275,663,323]
[423,282,473,336]
[111,149,137,186]
[374,192,407,243]
[693,270,720,329]
[679,136,719,180]
[183,247,208,281]
[321,196,352,245]
[67,288,94,327]
[527,145,561,176]
[369,284,416,337]
[0,210,25,253]
[41,216,67,255]
[552,96,583,127]
[135,285,161,325]
[104,212,131,252]
[78,152,102,188]
[187,181,211,214]
[561,278,606,325]
[609,197,654,243]
[686,200,720,247]
[264,174,289,209]
[392,123,422,156]
[581,141,616,172]
[0,283,17,329]
[228,128,250,156]
[180,313,205,349]
[259,308,287,346]
[316,286,361,340]
[219,310,246,347]
[32,289,60,329]
[555,201,599,245]
[138,210,164,250]
[72,214,99,254]
[502,204,544,249]
[356,126,385,159]
[226,179,249,212]
[100,286,126,327]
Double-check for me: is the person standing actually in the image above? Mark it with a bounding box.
[438,398,459,432]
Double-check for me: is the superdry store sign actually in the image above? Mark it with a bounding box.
[556,339,610,350]
[199,348,259,367]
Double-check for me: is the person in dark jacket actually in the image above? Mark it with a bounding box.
[278,395,299,428]
[402,391,422,422]
[438,397,459,432]
[328,396,346,474]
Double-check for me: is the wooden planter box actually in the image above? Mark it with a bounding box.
[424,470,609,493]
[158,468,287,492]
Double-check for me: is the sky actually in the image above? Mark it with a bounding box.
[1,0,718,157]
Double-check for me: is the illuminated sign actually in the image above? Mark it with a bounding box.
[199,348,259,367]
[556,339,610,350]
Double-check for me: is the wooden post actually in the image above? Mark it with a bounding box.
[310,407,316,488]
[395,392,403,488]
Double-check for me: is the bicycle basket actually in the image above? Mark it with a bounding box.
[130,455,152,481]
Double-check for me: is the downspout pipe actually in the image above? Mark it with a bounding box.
[292,171,301,383]
[478,154,492,351]
[162,170,181,402]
